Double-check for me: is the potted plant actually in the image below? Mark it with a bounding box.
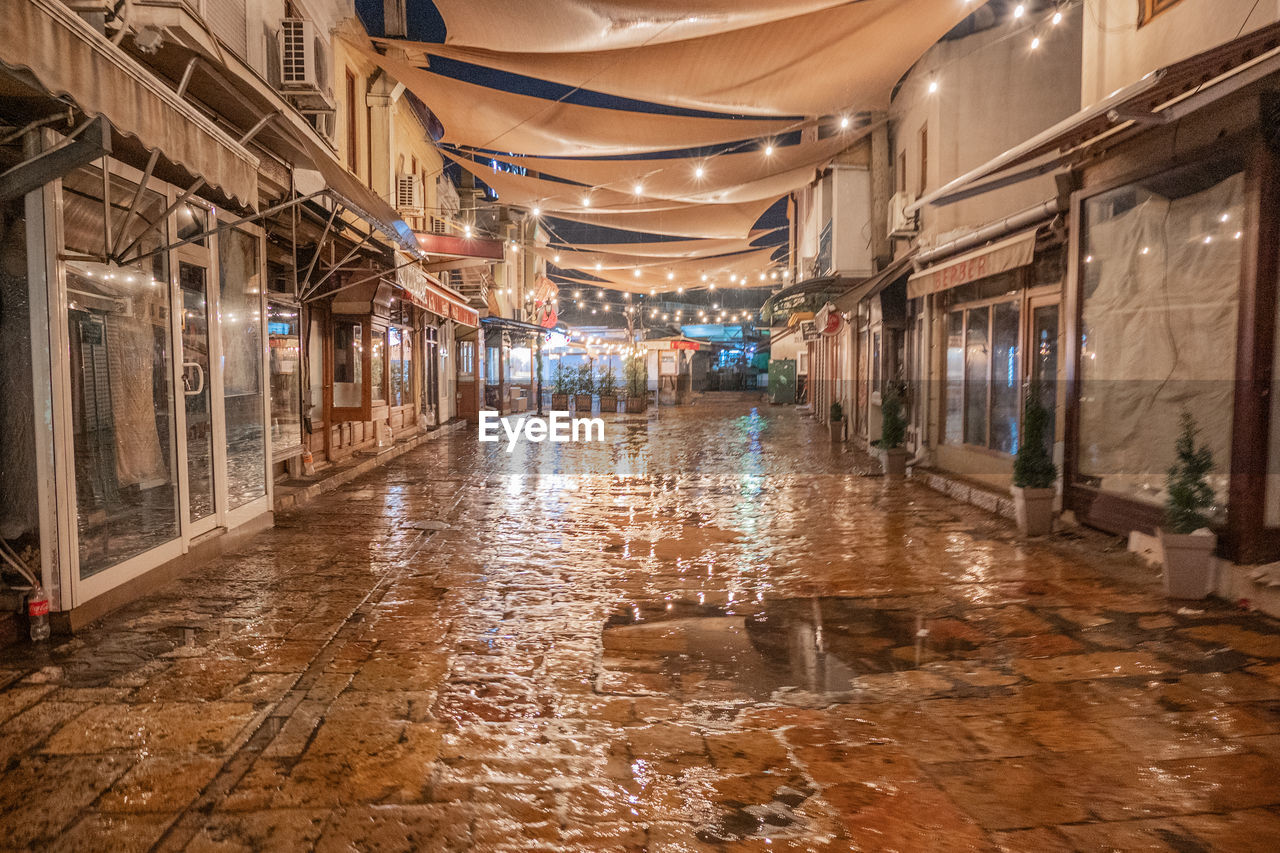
[624,354,648,413]
[1011,387,1057,535]
[598,363,619,413]
[575,362,595,412]
[873,386,910,477]
[551,362,571,411]
[829,401,845,444]
[1160,411,1218,599]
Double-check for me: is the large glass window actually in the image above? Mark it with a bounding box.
[508,346,532,382]
[267,302,302,455]
[945,311,964,445]
[1077,162,1243,509]
[219,227,266,509]
[964,307,990,447]
[458,341,475,381]
[62,166,178,577]
[388,325,412,407]
[333,320,363,407]
[370,325,386,404]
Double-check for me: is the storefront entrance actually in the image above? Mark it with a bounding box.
[49,158,270,609]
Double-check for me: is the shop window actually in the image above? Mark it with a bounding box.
[333,319,363,408]
[508,346,532,382]
[268,302,303,456]
[388,325,413,407]
[458,342,475,381]
[1077,160,1243,509]
[61,165,179,578]
[219,227,267,510]
[1,200,37,569]
[370,325,387,404]
[945,297,1021,454]
[486,345,501,384]
[422,325,440,421]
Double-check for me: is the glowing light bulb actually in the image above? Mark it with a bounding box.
[840,116,850,129]
[694,166,705,178]
[764,144,774,156]
[1052,11,1063,25]
[1014,4,1025,18]
[1030,36,1041,50]
[532,206,541,216]
[633,182,643,195]
[667,272,674,280]
[553,254,561,263]
[928,79,939,94]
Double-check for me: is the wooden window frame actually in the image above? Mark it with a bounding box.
[1138,0,1185,27]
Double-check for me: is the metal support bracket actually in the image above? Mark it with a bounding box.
[0,117,109,202]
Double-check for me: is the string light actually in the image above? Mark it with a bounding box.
[764,144,775,156]
[633,182,644,195]
[532,206,541,216]
[694,165,705,179]
[840,116,850,129]
[1030,36,1041,50]
[1014,3,1025,18]
[928,79,939,94]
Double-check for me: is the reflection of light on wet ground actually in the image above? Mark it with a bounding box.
[5,395,1280,849]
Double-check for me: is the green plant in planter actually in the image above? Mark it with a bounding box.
[599,364,617,394]
[552,362,572,396]
[576,362,595,395]
[829,401,843,422]
[624,354,647,397]
[1165,410,1215,534]
[1012,387,1057,489]
[875,386,907,449]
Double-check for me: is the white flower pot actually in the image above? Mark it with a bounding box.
[1159,529,1217,599]
[1011,486,1055,536]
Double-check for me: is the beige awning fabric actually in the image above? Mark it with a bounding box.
[550,196,779,240]
[448,148,825,211]
[554,245,780,293]
[428,0,852,52]
[472,125,867,200]
[354,42,791,156]
[379,0,973,116]
[544,235,773,259]
[907,230,1038,300]
[532,241,778,270]
[1,0,259,206]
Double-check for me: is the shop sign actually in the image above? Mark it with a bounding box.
[907,228,1038,299]
[815,303,843,336]
[800,320,821,341]
[397,261,480,326]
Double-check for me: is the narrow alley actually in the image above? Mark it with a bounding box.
[2,401,1280,851]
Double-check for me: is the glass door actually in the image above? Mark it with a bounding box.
[179,261,217,532]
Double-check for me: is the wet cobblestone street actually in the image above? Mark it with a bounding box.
[4,400,1280,851]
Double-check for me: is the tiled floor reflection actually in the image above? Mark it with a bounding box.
[3,399,1280,851]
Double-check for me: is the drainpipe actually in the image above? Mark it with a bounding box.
[913,198,1062,269]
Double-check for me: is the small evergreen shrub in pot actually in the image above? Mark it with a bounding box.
[1011,387,1058,535]
[551,362,571,410]
[829,400,845,443]
[598,364,619,413]
[1159,411,1218,599]
[574,362,595,412]
[624,354,648,412]
[872,386,910,477]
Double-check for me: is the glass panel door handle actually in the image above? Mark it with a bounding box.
[183,362,205,396]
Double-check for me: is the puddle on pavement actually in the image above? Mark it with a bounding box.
[603,597,953,701]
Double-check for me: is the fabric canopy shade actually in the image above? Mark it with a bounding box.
[475,128,866,203]
[548,196,779,239]
[447,148,825,212]
[380,0,973,116]
[3,0,259,205]
[427,0,852,52]
[354,41,791,156]
[544,234,779,259]
[533,235,783,269]
[552,245,781,293]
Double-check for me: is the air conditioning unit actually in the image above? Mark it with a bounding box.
[888,191,918,237]
[278,19,318,90]
[430,217,449,235]
[396,174,424,216]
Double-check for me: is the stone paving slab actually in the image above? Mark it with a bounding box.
[2,401,1280,851]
